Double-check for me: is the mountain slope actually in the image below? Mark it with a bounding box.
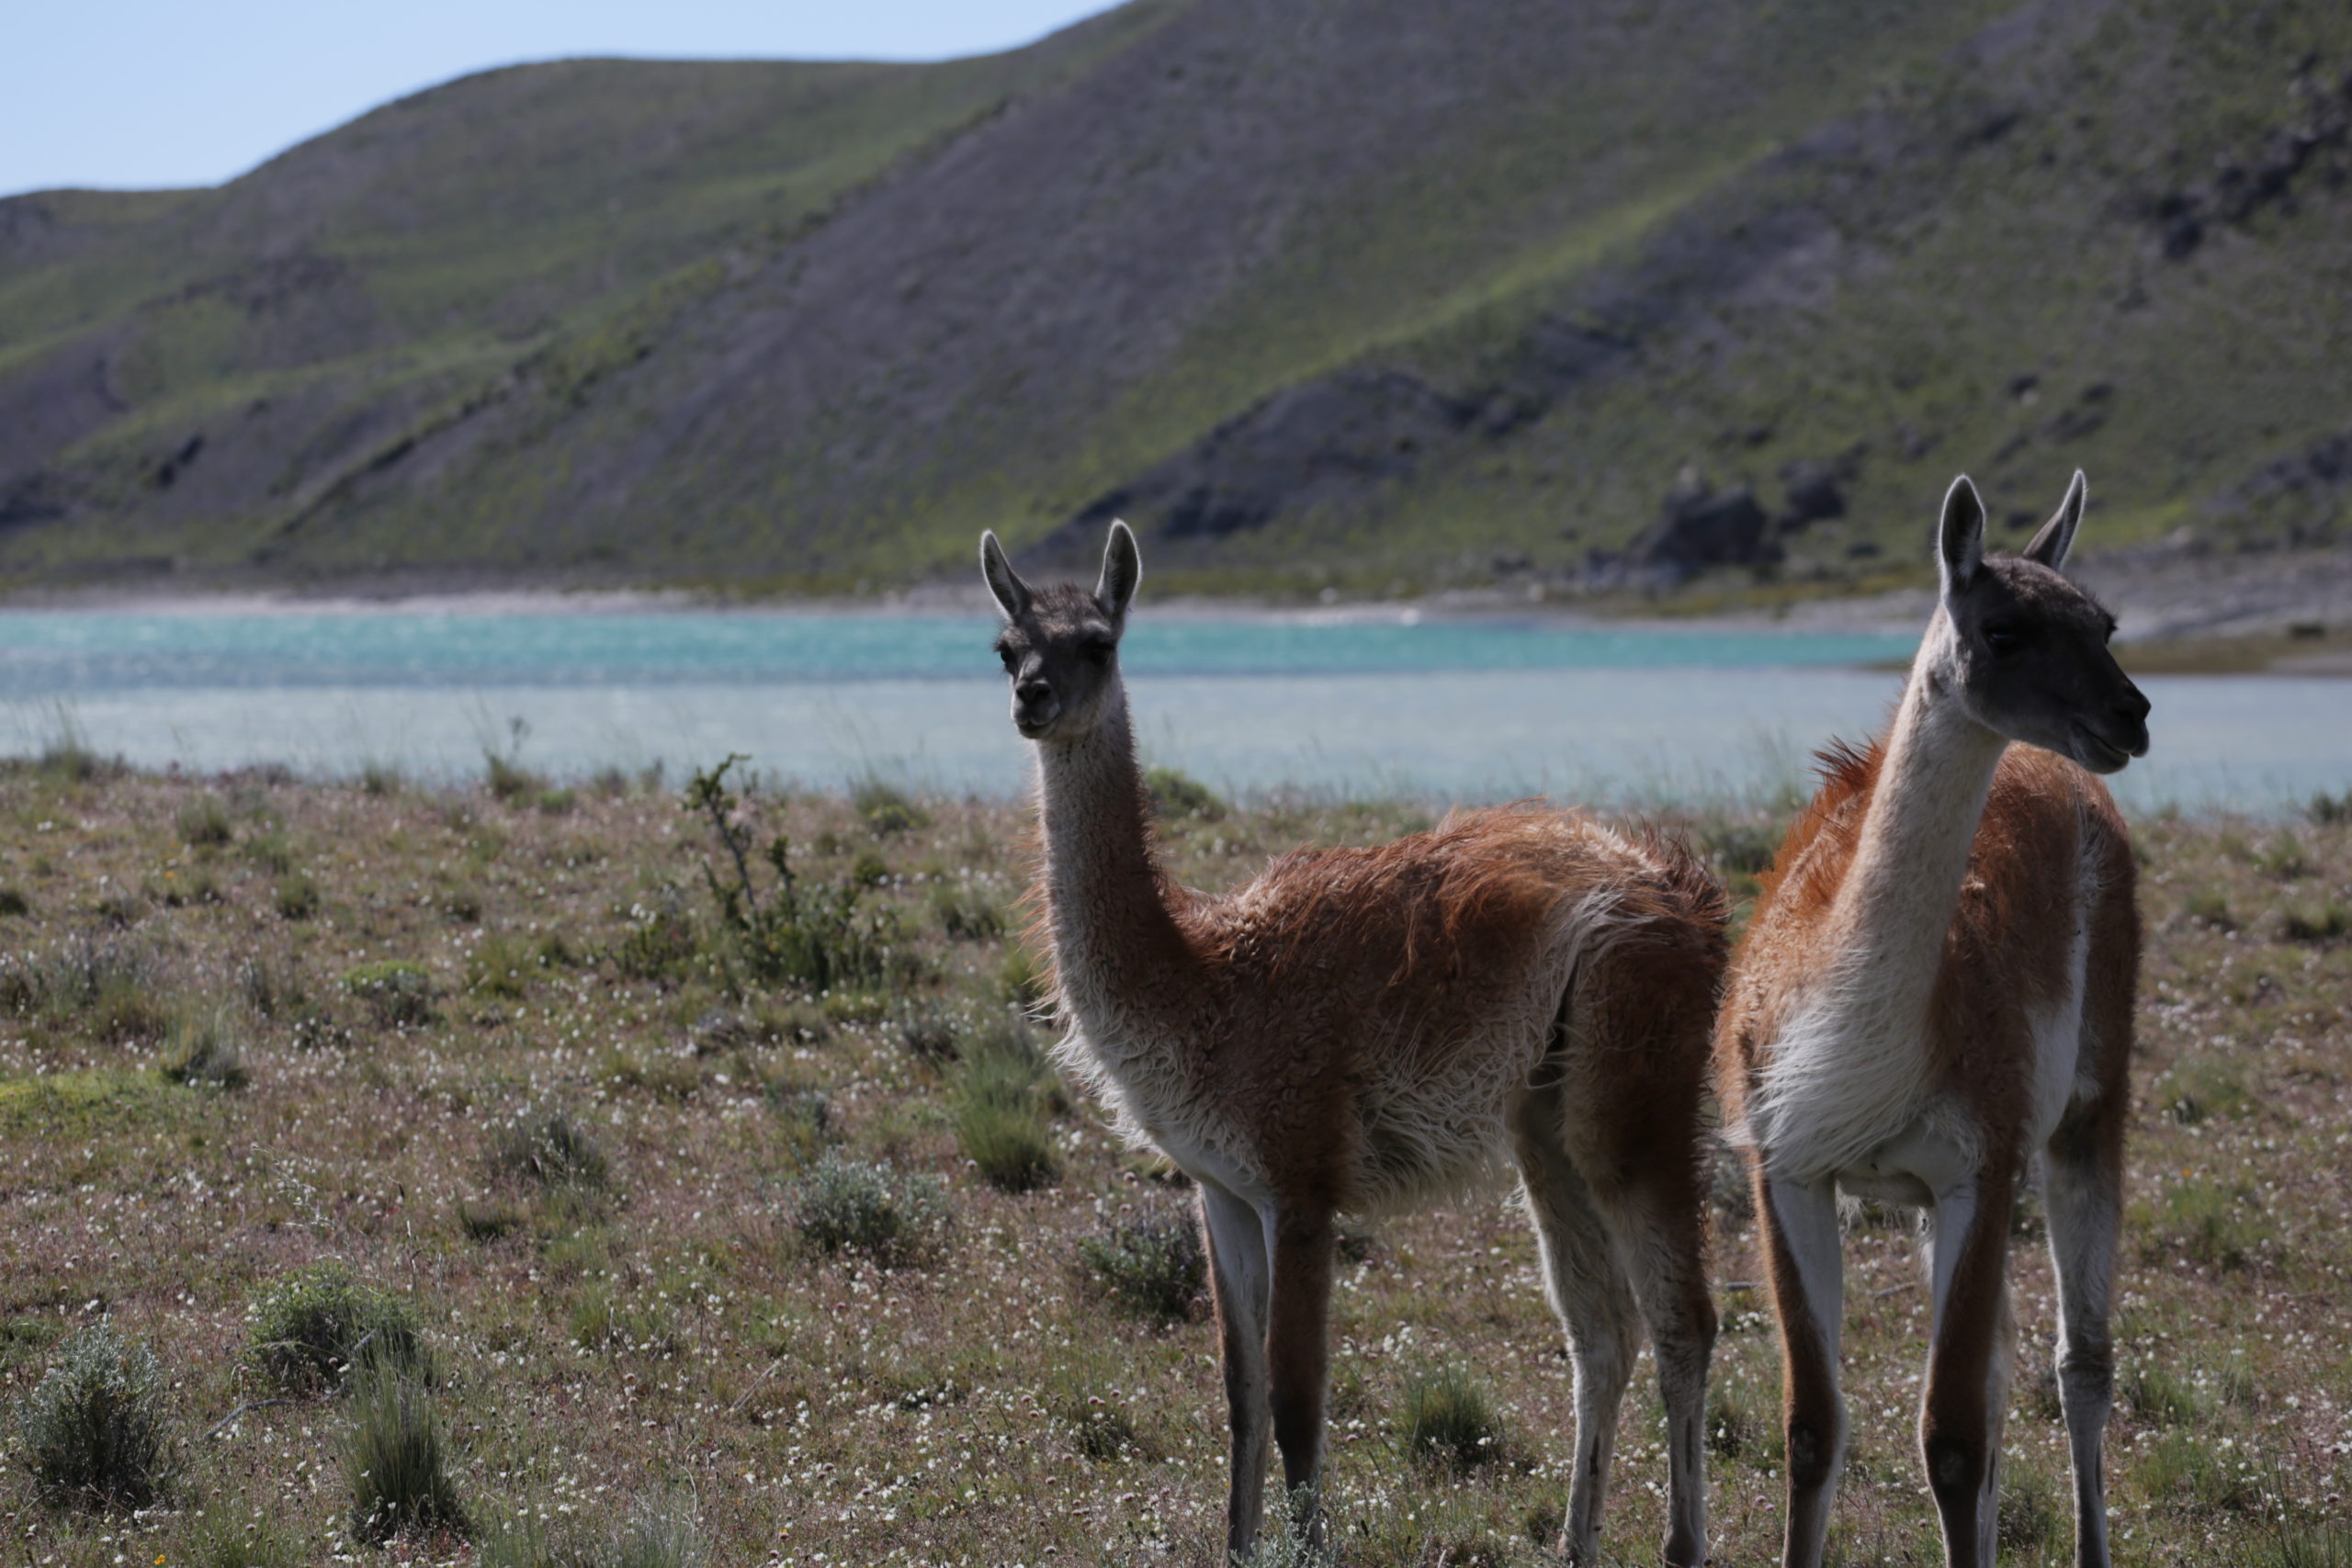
[2,0,2348,596]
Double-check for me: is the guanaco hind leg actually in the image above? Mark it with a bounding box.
[1510,1093,1641,1565]
[2044,1113,2121,1568]
[1604,1175,1717,1566]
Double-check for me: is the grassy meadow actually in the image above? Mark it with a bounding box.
[0,746,2346,1566]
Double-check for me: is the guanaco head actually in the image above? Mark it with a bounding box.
[1932,470,2151,773]
[978,521,1142,741]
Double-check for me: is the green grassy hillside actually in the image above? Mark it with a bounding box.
[1,0,2347,596]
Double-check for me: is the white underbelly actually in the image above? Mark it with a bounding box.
[1830,1112,1975,1207]
[1148,1117,1273,1205]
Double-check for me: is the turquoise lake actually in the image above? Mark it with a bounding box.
[0,607,2343,810]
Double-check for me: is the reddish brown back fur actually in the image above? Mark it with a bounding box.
[1039,802,1728,1212]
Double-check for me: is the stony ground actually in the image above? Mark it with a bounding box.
[0,752,2346,1566]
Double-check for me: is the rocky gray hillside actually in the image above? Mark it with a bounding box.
[1,0,2347,597]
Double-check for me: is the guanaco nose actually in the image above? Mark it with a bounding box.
[1015,677,1054,708]
[2112,681,2153,754]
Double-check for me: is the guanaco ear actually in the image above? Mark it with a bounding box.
[2024,468,2086,571]
[1938,475,1986,597]
[978,531,1031,622]
[1096,519,1142,625]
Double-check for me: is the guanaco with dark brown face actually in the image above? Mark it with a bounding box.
[984,520,1729,1564]
[1718,472,2148,1568]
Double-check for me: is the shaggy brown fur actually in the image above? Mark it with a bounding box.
[983,522,1729,1565]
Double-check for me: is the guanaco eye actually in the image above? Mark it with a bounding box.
[1080,637,1115,666]
[1983,626,2022,655]
[996,645,1020,672]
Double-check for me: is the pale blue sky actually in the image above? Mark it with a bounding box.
[3,1,1121,198]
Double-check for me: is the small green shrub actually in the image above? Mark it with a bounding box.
[0,933,166,1041]
[466,931,541,998]
[1699,815,1782,876]
[274,871,321,919]
[345,1372,465,1543]
[439,880,487,923]
[948,1024,1061,1191]
[2279,899,2349,943]
[2159,1056,2247,1126]
[2181,887,2236,931]
[596,1049,702,1101]
[1145,765,1227,822]
[790,1153,944,1260]
[996,944,1049,1010]
[928,881,1005,941]
[2144,1179,2274,1271]
[247,1264,426,1393]
[893,1004,964,1066]
[18,1321,174,1510]
[0,886,28,917]
[1230,1484,1334,1568]
[2255,1521,2352,1568]
[2135,1427,2264,1516]
[183,1505,304,1567]
[485,747,546,804]
[457,1200,525,1243]
[479,1492,707,1568]
[343,960,437,1028]
[684,758,905,992]
[489,1106,612,1193]
[238,955,299,1018]
[611,897,700,982]
[2257,831,2313,880]
[953,1095,1058,1191]
[1704,1375,1782,1463]
[161,1011,250,1089]
[243,829,300,876]
[1050,1386,1154,1461]
[767,1089,835,1172]
[175,793,234,846]
[1997,1461,2061,1555]
[569,1286,680,1359]
[358,761,404,797]
[2122,1359,2208,1427]
[153,863,222,906]
[603,1493,710,1568]
[537,787,578,816]
[1078,1203,1206,1321]
[289,1000,355,1051]
[852,777,931,836]
[1398,1364,1503,1472]
[35,712,117,782]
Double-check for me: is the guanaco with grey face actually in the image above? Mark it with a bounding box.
[983,521,1729,1564]
[1717,472,2148,1568]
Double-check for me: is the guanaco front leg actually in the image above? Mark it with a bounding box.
[1919,1167,2019,1568]
[1758,1170,1846,1568]
[1201,1180,1273,1559]
[1265,1200,1337,1547]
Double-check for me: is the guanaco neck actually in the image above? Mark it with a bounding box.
[1830,612,2010,995]
[1032,682,1193,1026]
